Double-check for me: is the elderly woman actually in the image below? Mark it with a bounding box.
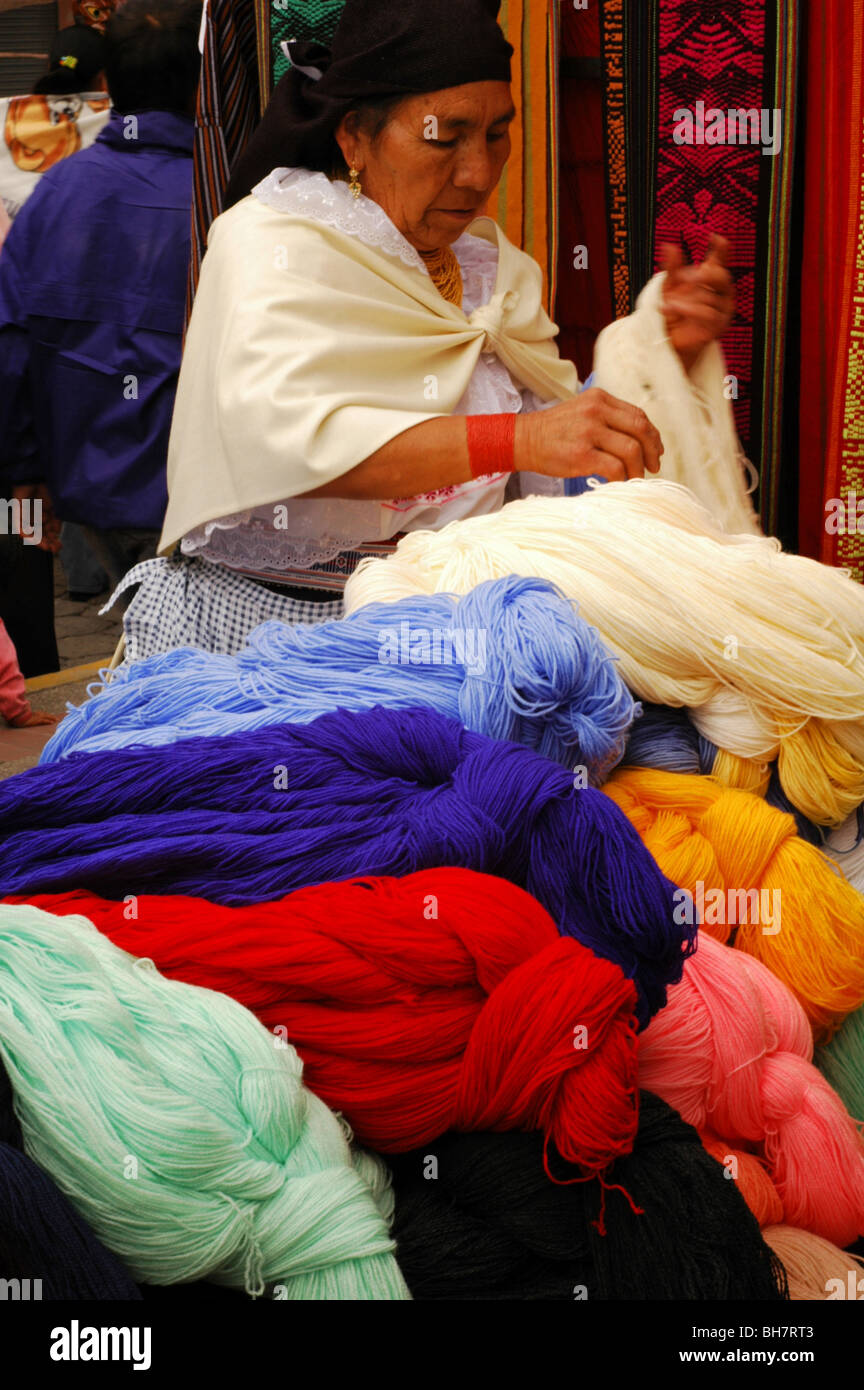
[158,0,755,619]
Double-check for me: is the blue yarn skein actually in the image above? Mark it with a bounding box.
[0,706,690,1027]
[0,1142,142,1299]
[623,704,703,774]
[41,577,638,784]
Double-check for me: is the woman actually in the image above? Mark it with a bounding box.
[156,0,754,629]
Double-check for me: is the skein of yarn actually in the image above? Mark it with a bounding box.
[0,904,410,1299]
[19,872,641,1171]
[0,1142,142,1299]
[623,705,826,847]
[0,1054,22,1150]
[817,1005,864,1123]
[343,480,864,825]
[638,932,864,1247]
[41,577,637,784]
[762,1226,864,1302]
[389,1092,787,1301]
[0,706,691,1026]
[602,766,864,1039]
[823,807,864,894]
[624,703,704,775]
[699,1133,784,1227]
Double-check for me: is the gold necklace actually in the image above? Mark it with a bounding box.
[419,245,463,307]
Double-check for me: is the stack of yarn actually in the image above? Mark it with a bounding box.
[3,483,864,1301]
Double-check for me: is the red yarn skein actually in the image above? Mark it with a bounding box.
[22,870,640,1174]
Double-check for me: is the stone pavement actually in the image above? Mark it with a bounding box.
[53,557,123,670]
[0,558,122,780]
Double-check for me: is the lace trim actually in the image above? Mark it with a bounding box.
[181,475,510,571]
[252,167,430,273]
[181,525,380,570]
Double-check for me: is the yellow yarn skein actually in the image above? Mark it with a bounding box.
[711,750,772,797]
[601,766,864,1042]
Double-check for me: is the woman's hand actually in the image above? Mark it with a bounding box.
[661,234,735,373]
[10,710,59,728]
[515,388,663,481]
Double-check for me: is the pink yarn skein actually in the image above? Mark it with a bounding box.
[639,932,864,1247]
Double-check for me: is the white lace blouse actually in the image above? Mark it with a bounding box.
[181,167,561,573]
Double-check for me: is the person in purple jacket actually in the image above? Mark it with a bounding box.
[0,0,201,594]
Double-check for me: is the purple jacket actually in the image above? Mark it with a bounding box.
[0,108,194,529]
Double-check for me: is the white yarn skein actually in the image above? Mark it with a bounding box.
[344,480,864,825]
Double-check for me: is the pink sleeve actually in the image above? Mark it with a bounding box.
[0,620,31,724]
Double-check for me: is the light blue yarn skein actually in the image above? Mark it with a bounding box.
[42,576,638,782]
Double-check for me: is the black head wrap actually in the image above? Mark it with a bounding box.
[224,0,513,207]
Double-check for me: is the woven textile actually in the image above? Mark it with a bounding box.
[269,0,345,91]
[812,3,864,579]
[597,0,800,540]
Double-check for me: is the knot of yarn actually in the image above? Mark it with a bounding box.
[450,935,639,1175]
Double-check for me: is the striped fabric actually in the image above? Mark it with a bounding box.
[186,0,260,314]
[756,0,799,537]
[485,0,560,315]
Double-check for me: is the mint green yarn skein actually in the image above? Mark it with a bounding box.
[0,905,409,1300]
[817,1004,864,1125]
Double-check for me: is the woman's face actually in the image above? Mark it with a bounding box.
[337,81,515,253]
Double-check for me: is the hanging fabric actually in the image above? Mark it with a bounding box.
[799,1,864,579]
[590,0,800,542]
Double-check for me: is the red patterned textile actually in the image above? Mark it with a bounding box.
[799,1,864,577]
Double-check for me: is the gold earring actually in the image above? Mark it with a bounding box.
[348,166,362,199]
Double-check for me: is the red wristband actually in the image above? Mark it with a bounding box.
[466,413,516,479]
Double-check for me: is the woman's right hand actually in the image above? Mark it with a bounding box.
[515,388,664,481]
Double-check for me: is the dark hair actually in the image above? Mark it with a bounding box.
[103,0,202,115]
[34,25,106,95]
[324,94,405,177]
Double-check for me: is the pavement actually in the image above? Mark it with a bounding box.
[0,559,122,780]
